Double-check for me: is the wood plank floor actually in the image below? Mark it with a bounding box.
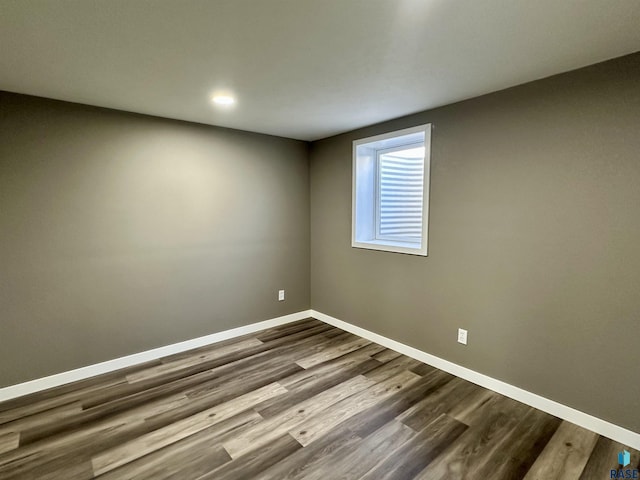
[0,318,637,479]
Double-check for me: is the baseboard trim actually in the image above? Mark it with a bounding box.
[311,309,640,450]
[0,310,312,403]
[3,308,638,450]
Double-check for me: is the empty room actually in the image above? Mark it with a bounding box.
[1,1,639,479]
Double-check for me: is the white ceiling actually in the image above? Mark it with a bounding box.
[1,1,639,141]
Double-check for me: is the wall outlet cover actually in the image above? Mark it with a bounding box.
[458,328,468,345]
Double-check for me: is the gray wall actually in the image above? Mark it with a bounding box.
[0,92,310,387]
[310,53,640,433]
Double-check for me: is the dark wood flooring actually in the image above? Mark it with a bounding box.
[0,318,637,479]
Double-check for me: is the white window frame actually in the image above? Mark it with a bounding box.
[352,124,431,256]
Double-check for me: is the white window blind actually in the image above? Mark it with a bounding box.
[377,148,424,242]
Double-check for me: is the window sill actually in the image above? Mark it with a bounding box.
[352,239,427,256]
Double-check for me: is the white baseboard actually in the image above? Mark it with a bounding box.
[0,310,312,403]
[311,309,640,451]
[4,307,638,451]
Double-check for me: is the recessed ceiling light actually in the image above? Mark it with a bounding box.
[211,94,235,106]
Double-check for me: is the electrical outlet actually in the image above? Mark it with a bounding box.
[457,328,468,345]
[278,289,285,301]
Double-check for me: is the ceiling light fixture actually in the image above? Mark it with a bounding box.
[211,94,235,106]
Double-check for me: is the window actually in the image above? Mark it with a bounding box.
[352,124,431,256]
